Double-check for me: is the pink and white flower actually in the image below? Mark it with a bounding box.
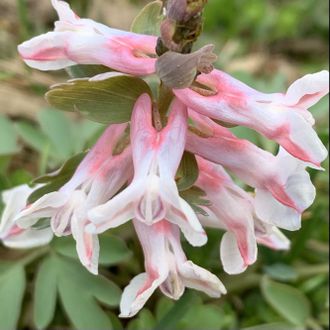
[15,124,132,274]
[88,94,207,246]
[0,185,53,249]
[175,69,329,166]
[195,157,257,274]
[195,156,290,273]
[120,220,226,318]
[186,111,316,229]
[17,0,157,75]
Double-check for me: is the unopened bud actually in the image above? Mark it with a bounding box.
[156,44,217,89]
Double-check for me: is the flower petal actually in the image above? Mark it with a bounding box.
[15,191,69,229]
[2,228,53,249]
[255,222,290,251]
[220,232,248,275]
[17,8,157,75]
[255,149,316,230]
[87,183,141,234]
[71,214,99,275]
[158,98,188,177]
[119,273,164,318]
[175,69,328,165]
[179,260,226,297]
[166,198,207,247]
[0,185,35,233]
[196,158,257,271]
[187,114,309,210]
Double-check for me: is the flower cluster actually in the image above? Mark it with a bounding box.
[1,0,328,318]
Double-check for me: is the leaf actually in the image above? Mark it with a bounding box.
[176,151,199,191]
[243,323,301,330]
[56,256,121,330]
[0,265,26,330]
[179,304,230,330]
[46,74,152,124]
[15,121,50,154]
[180,186,211,216]
[53,235,132,266]
[131,1,163,36]
[128,309,156,330]
[263,263,298,282]
[0,114,20,155]
[66,65,111,79]
[154,291,199,330]
[37,108,76,160]
[34,256,58,329]
[28,152,86,203]
[261,276,311,326]
[98,235,132,266]
[58,280,113,330]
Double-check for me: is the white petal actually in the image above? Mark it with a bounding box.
[255,189,301,231]
[220,232,249,275]
[87,183,141,234]
[179,260,226,297]
[166,198,207,247]
[15,191,69,229]
[2,228,53,249]
[119,273,165,318]
[0,184,34,233]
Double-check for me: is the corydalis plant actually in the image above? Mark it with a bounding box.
[3,0,327,319]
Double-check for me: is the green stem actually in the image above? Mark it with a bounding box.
[157,83,174,125]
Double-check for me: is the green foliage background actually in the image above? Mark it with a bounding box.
[0,0,328,329]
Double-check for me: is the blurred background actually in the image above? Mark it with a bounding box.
[0,1,329,329]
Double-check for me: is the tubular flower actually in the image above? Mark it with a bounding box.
[186,111,317,229]
[0,185,53,249]
[15,124,133,274]
[195,156,290,274]
[196,156,257,274]
[174,69,329,166]
[120,220,226,318]
[17,0,157,75]
[88,95,207,247]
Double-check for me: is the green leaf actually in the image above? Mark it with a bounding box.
[58,279,113,330]
[53,235,132,266]
[176,151,199,191]
[263,263,298,282]
[180,186,211,216]
[34,256,58,329]
[15,121,50,154]
[128,309,156,330]
[155,291,199,330]
[46,74,152,124]
[131,0,163,36]
[28,152,86,203]
[0,265,26,330]
[243,323,301,330]
[66,65,111,79]
[261,276,311,326]
[37,108,76,160]
[52,236,78,260]
[56,256,121,330]
[179,304,231,330]
[0,114,20,155]
[98,235,132,266]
